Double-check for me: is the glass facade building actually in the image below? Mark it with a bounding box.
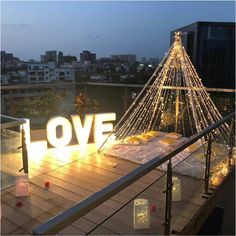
[171,22,235,89]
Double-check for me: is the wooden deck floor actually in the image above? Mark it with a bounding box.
[1,144,232,235]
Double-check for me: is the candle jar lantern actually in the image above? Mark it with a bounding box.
[172,176,181,201]
[16,174,30,197]
[133,198,150,229]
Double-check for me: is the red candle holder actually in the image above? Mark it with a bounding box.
[45,181,50,189]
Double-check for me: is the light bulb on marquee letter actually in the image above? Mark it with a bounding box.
[94,113,116,146]
[47,117,72,148]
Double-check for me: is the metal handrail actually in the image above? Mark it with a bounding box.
[1,114,26,129]
[33,111,235,235]
[1,82,236,93]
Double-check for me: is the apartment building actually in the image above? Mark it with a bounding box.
[27,62,74,83]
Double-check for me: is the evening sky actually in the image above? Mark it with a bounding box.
[1,1,235,61]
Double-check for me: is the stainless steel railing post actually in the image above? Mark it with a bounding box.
[164,160,173,235]
[228,119,235,166]
[204,134,212,194]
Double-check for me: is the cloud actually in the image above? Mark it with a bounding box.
[2,23,31,28]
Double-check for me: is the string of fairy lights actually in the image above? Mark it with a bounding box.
[99,31,231,152]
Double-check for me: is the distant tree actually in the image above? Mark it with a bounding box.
[12,91,66,118]
[74,93,99,116]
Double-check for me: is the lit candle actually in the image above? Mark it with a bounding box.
[133,198,150,229]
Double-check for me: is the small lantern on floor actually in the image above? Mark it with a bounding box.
[16,174,30,197]
[172,176,181,201]
[133,198,150,229]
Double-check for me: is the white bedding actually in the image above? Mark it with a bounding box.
[104,133,227,179]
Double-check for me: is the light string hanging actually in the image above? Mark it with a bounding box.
[99,31,231,151]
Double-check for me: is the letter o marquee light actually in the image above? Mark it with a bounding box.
[47,117,72,148]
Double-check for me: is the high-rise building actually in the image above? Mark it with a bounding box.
[41,50,58,63]
[111,54,136,66]
[171,22,235,89]
[58,51,64,64]
[80,50,96,64]
[1,51,21,69]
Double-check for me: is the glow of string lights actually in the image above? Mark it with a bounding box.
[100,31,231,151]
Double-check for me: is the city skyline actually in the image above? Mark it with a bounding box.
[1,1,235,61]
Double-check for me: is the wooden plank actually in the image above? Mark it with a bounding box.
[1,217,19,235]
[72,217,97,233]
[89,225,118,235]
[46,168,130,204]
[79,153,164,184]
[31,173,124,210]
[35,212,54,224]
[68,161,153,190]
[2,189,65,215]
[60,159,170,208]
[8,227,31,235]
[30,175,122,225]
[58,224,85,235]
[1,202,32,227]
[22,219,41,233]
[29,184,75,209]
[56,165,138,197]
[83,209,109,225]
[5,196,45,219]
[62,162,145,197]
[30,176,84,203]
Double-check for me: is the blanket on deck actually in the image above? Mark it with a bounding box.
[103,132,227,179]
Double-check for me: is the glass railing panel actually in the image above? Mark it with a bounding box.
[171,156,205,234]
[209,140,231,188]
[2,84,234,130]
[88,170,167,235]
[1,126,23,189]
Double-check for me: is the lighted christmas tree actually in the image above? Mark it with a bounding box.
[99,32,230,151]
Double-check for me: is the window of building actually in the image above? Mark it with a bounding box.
[210,26,232,39]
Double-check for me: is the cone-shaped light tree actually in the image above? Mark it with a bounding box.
[99,32,230,151]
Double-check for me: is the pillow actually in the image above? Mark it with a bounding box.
[165,132,182,139]
[137,133,153,142]
[124,136,142,144]
[145,130,161,138]
[159,138,178,147]
[185,141,202,153]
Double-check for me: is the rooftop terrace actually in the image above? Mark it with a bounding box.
[1,111,235,235]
